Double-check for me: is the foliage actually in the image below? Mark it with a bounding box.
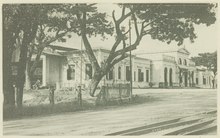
[134,3,216,45]
[3,3,217,102]
[191,51,217,75]
[149,82,154,88]
[68,3,217,96]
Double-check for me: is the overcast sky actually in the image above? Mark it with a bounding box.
[54,3,218,58]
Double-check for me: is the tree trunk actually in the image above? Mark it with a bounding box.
[3,46,15,107]
[89,79,101,97]
[3,28,16,107]
[25,55,33,90]
[212,74,217,89]
[25,65,32,90]
[16,36,29,108]
[3,60,15,107]
[88,70,106,97]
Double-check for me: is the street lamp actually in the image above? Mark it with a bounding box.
[129,19,133,99]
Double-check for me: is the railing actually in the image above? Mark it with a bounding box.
[96,83,131,105]
[159,82,180,88]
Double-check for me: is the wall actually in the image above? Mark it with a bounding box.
[62,49,152,89]
[45,55,64,86]
[195,70,214,88]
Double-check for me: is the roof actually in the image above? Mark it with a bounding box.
[135,56,152,61]
[177,48,190,55]
[48,45,78,51]
[63,47,151,61]
[42,51,64,57]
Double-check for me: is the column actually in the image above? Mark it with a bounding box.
[42,56,47,86]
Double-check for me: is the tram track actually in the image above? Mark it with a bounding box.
[106,110,217,136]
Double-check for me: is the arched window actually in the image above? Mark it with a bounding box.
[85,64,92,80]
[126,66,130,81]
[138,69,144,82]
[164,67,168,86]
[118,66,121,79]
[184,59,187,65]
[169,68,173,86]
[106,68,114,80]
[146,70,149,82]
[179,58,182,65]
[203,76,206,85]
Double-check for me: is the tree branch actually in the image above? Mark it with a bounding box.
[76,9,100,72]
[121,6,126,16]
[110,54,129,67]
[45,30,69,45]
[131,13,140,38]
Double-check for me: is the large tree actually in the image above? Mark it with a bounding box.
[14,5,45,107]
[68,3,216,96]
[3,5,20,106]
[191,51,217,88]
[3,4,62,107]
[3,4,84,107]
[25,4,77,90]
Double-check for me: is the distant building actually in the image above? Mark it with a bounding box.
[11,45,215,89]
[147,48,214,88]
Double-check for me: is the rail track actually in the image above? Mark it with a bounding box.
[106,110,217,136]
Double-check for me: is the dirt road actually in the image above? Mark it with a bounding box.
[3,89,217,136]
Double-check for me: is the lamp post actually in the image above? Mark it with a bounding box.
[78,37,83,107]
[129,19,133,99]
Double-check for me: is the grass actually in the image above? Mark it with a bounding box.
[3,94,160,121]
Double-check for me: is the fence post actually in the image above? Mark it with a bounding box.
[78,85,82,107]
[49,85,55,105]
[119,84,122,103]
[127,84,131,101]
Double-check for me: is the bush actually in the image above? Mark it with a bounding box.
[149,82,154,88]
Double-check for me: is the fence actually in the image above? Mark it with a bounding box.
[96,83,131,105]
[159,82,180,88]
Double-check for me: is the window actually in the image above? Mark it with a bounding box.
[85,64,92,80]
[164,67,168,85]
[203,76,206,85]
[118,66,121,79]
[146,70,149,82]
[184,59,187,65]
[179,70,182,83]
[196,78,199,84]
[126,66,130,81]
[107,68,113,80]
[11,65,18,76]
[138,69,144,82]
[179,58,182,65]
[67,65,75,80]
[134,71,136,81]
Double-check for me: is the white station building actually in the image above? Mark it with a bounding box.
[11,45,215,89]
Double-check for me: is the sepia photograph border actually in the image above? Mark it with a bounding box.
[0,0,219,138]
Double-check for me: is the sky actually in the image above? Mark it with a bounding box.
[54,3,218,58]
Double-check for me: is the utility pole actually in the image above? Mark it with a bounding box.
[78,37,83,107]
[129,19,133,100]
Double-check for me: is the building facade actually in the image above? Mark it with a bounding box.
[61,48,152,89]
[11,46,215,89]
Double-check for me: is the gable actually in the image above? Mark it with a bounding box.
[177,48,190,55]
